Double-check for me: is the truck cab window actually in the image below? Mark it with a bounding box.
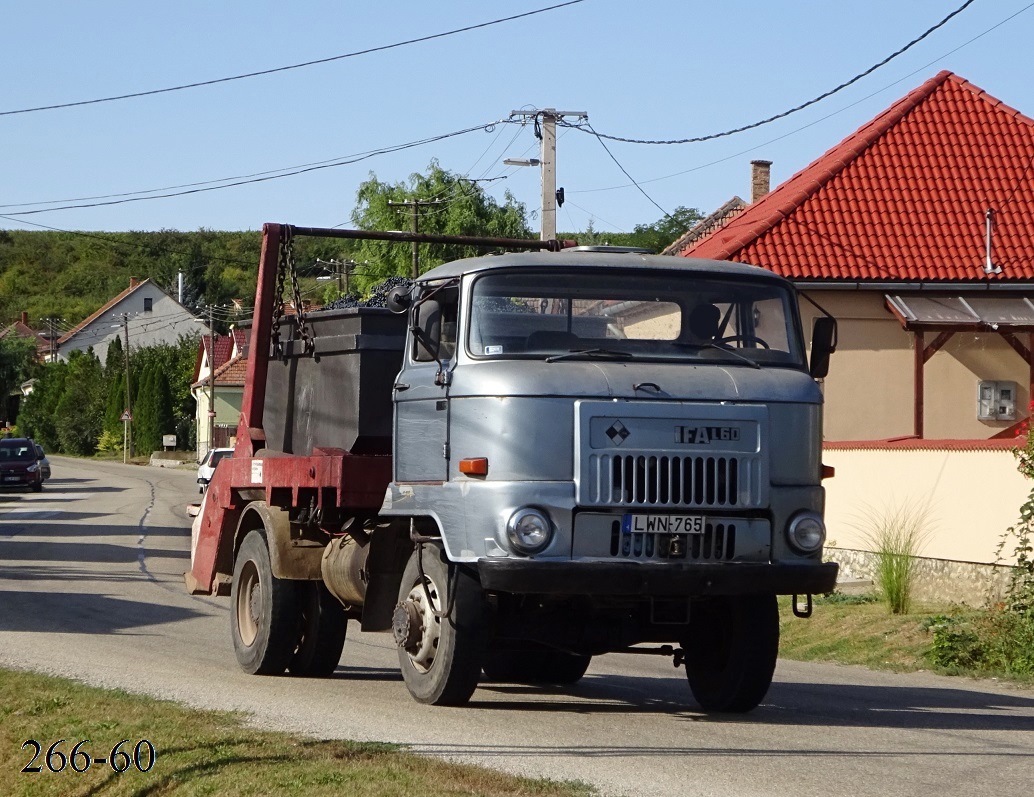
[468,269,805,367]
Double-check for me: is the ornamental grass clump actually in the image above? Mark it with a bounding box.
[858,501,931,615]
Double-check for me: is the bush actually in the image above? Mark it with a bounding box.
[926,609,1034,676]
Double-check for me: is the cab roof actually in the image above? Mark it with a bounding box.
[418,251,787,284]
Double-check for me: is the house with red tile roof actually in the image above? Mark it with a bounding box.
[673,70,1034,444]
[191,331,247,457]
[0,312,53,362]
[57,277,212,363]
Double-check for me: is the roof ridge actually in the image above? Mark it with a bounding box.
[57,278,152,344]
[678,71,956,260]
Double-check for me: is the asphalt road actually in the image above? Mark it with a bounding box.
[1,456,1033,797]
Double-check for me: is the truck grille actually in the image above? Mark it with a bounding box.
[585,453,761,509]
[609,519,737,561]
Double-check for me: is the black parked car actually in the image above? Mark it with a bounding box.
[0,437,47,492]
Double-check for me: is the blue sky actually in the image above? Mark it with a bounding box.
[1,0,1031,237]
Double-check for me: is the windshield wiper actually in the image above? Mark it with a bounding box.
[704,342,761,369]
[544,348,634,363]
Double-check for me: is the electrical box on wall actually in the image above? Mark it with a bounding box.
[977,380,1017,421]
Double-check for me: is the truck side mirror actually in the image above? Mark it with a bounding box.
[412,298,442,363]
[809,316,837,379]
[386,285,413,314]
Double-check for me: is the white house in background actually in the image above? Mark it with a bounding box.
[57,277,210,362]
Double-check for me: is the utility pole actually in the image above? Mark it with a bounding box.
[208,305,217,455]
[120,313,133,460]
[508,109,587,240]
[40,317,62,362]
[315,258,356,296]
[388,199,445,278]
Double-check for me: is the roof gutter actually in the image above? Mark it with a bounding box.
[792,281,1034,293]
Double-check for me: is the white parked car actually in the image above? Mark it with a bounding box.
[197,448,233,492]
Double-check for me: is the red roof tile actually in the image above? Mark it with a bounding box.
[193,352,247,388]
[678,72,1034,281]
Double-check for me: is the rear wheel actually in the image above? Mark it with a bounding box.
[230,530,301,675]
[392,545,487,705]
[289,581,348,677]
[683,594,779,713]
[483,646,591,685]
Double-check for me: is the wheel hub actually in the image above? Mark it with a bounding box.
[392,600,423,651]
[396,579,441,673]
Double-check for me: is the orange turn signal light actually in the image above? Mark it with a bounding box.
[459,457,489,476]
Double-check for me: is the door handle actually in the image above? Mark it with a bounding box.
[393,382,410,391]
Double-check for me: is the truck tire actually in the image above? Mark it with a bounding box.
[230,530,301,675]
[288,581,348,677]
[392,546,487,706]
[483,647,592,685]
[683,594,779,713]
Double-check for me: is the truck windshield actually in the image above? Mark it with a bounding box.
[467,269,806,367]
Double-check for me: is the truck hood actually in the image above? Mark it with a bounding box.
[449,359,823,404]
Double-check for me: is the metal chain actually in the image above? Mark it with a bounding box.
[271,228,289,358]
[284,228,315,356]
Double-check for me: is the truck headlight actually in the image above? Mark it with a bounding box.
[26,463,38,473]
[506,507,553,555]
[786,512,825,554]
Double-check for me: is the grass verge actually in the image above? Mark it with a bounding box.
[778,595,934,672]
[0,668,593,797]
[779,595,1034,685]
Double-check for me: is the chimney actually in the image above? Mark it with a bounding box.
[751,160,772,203]
[21,311,28,326]
[129,276,141,288]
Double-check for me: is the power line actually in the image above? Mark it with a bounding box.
[569,1,1034,203]
[582,122,676,226]
[0,1,586,118]
[0,123,506,216]
[559,0,979,146]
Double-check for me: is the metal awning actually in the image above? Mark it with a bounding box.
[885,294,1034,331]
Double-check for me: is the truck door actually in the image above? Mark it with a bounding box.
[393,292,456,483]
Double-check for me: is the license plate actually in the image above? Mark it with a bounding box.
[622,514,705,534]
[3,476,21,482]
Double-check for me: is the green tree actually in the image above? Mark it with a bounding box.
[349,160,532,294]
[559,206,704,253]
[627,206,704,253]
[134,363,158,453]
[0,335,37,425]
[54,350,105,455]
[17,361,67,450]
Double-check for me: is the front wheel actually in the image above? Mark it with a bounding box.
[230,530,301,675]
[683,594,779,713]
[392,545,487,706]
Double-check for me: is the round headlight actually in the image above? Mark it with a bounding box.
[506,507,553,555]
[786,512,826,554]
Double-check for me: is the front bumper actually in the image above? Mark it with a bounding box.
[478,559,838,597]
[0,472,41,488]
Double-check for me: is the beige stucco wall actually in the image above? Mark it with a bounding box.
[822,447,1030,565]
[799,291,1030,441]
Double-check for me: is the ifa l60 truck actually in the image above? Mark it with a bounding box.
[187,223,838,712]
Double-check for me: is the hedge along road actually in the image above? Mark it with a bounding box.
[1,456,1033,797]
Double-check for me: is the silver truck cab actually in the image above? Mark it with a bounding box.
[382,250,837,711]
